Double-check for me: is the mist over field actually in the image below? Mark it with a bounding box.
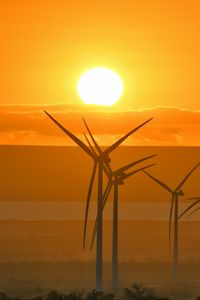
[0,146,200,298]
[0,220,200,299]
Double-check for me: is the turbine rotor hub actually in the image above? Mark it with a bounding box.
[176,190,184,196]
[98,153,111,163]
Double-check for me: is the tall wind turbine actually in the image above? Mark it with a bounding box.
[143,162,200,278]
[82,122,156,288]
[44,110,153,291]
[90,161,156,289]
[81,117,153,291]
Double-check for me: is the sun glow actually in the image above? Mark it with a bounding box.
[77,67,123,106]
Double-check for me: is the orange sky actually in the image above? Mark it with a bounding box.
[0,1,200,145]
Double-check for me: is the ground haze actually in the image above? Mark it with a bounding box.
[0,146,200,299]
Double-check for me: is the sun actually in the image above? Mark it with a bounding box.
[77,67,123,106]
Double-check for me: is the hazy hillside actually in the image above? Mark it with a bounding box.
[0,145,199,203]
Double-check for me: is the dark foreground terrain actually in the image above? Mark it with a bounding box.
[1,261,200,299]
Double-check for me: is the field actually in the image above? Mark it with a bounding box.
[0,220,200,299]
[0,146,200,299]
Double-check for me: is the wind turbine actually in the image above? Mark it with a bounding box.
[143,162,200,278]
[81,118,155,247]
[84,130,156,249]
[44,110,153,291]
[82,121,156,289]
[89,160,156,289]
[81,117,153,262]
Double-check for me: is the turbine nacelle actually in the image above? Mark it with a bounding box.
[175,190,184,197]
[118,172,126,180]
[100,153,111,163]
[112,172,126,182]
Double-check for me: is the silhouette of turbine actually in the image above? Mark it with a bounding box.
[143,162,200,279]
[90,161,156,289]
[82,118,154,248]
[82,123,156,289]
[44,110,153,291]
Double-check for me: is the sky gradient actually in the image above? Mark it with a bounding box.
[1,1,200,145]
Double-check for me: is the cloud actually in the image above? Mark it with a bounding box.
[0,103,200,145]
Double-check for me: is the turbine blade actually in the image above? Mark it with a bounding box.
[82,118,112,173]
[82,118,102,155]
[175,162,200,192]
[187,206,200,218]
[188,197,200,200]
[102,179,113,209]
[168,194,175,252]
[178,199,200,220]
[83,161,97,249]
[143,170,173,193]
[83,132,98,157]
[102,164,110,178]
[90,179,113,250]
[124,163,156,179]
[83,131,112,179]
[44,111,94,158]
[90,219,97,251]
[104,117,153,155]
[115,154,157,174]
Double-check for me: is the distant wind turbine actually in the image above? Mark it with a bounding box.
[44,110,153,291]
[143,162,200,278]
